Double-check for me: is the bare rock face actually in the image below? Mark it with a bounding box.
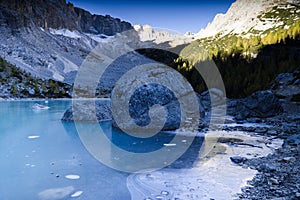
[74,8,132,36]
[196,0,300,39]
[272,70,300,102]
[110,65,201,132]
[119,83,182,131]
[0,0,132,35]
[0,0,134,84]
[234,90,283,120]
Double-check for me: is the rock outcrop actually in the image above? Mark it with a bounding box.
[110,65,201,131]
[233,90,283,120]
[196,0,300,39]
[0,0,134,84]
[0,0,132,35]
[116,83,181,131]
[61,101,112,122]
[272,70,300,102]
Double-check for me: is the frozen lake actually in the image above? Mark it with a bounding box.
[0,100,204,200]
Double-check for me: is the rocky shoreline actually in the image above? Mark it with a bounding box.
[59,71,300,199]
[232,114,300,200]
[230,71,300,199]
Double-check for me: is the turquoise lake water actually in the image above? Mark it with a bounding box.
[0,100,203,200]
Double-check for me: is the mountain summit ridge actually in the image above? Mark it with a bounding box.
[0,0,132,35]
[196,0,300,39]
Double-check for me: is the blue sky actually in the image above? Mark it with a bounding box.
[69,0,235,34]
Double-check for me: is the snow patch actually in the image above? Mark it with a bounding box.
[52,72,64,82]
[49,29,82,39]
[59,56,79,74]
[85,33,113,44]
[134,24,193,47]
[196,0,291,39]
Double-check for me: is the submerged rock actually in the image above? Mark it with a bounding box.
[61,101,112,122]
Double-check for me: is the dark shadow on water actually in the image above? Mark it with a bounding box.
[62,120,204,170]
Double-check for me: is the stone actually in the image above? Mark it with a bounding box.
[282,157,296,162]
[272,72,300,100]
[267,130,278,136]
[230,156,247,164]
[244,126,256,132]
[258,163,277,172]
[255,127,269,134]
[235,90,283,120]
[61,101,112,122]
[269,178,279,185]
[285,134,300,146]
[111,65,201,131]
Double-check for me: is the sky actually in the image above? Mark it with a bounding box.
[69,0,235,34]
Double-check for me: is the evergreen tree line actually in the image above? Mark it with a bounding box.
[0,57,71,98]
[172,20,300,98]
[137,21,300,98]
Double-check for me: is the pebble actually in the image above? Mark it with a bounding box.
[267,130,277,135]
[255,127,268,134]
[283,157,296,162]
[230,156,246,164]
[269,178,279,185]
[245,127,255,132]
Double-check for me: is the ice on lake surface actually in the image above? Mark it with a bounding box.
[0,100,205,199]
[0,100,131,199]
[0,100,280,199]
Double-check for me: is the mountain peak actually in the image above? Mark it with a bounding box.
[196,0,300,39]
[0,0,132,35]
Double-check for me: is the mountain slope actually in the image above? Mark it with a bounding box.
[196,0,300,39]
[167,0,300,98]
[0,0,133,84]
[134,24,193,47]
[0,0,132,35]
[0,57,71,98]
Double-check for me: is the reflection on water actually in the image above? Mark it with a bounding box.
[0,100,202,199]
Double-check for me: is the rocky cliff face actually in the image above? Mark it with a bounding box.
[133,24,193,47]
[74,8,132,36]
[0,0,132,35]
[0,0,136,84]
[196,0,300,39]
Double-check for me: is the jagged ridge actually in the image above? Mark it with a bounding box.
[0,0,132,35]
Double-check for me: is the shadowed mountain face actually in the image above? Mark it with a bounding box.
[0,0,132,35]
[0,0,136,85]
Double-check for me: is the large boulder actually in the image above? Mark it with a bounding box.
[111,65,201,131]
[272,71,300,102]
[113,83,185,131]
[234,90,283,120]
[61,101,112,122]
